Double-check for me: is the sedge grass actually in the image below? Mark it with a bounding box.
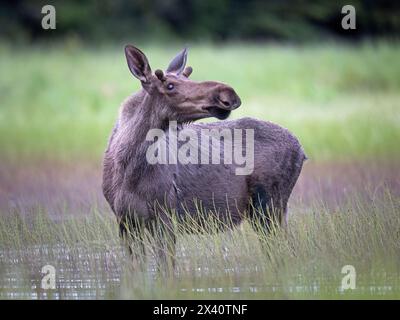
[0,187,399,299]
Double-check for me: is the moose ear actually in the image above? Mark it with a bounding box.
[124,45,152,83]
[166,48,188,75]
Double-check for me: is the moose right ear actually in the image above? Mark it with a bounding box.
[124,45,152,83]
[166,48,188,75]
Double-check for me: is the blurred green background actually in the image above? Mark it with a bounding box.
[0,1,399,163]
[2,0,400,43]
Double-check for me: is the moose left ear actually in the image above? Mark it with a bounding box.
[166,48,188,75]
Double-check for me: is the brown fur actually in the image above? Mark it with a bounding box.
[102,45,306,264]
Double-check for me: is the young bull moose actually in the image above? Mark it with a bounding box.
[102,45,306,267]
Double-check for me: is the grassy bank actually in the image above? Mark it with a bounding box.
[0,42,399,162]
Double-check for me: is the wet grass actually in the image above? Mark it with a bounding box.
[1,188,399,299]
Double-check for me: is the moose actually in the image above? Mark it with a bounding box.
[102,45,306,267]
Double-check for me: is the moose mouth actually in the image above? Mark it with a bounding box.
[204,106,231,120]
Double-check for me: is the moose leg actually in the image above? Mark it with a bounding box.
[248,183,289,258]
[149,215,176,275]
[249,185,274,237]
[119,215,147,267]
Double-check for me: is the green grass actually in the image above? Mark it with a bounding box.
[0,41,399,162]
[1,188,399,299]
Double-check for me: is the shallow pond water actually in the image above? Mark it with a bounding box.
[1,244,399,299]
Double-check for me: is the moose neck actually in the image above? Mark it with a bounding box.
[120,90,171,185]
[136,91,170,132]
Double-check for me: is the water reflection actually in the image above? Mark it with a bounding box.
[0,244,398,299]
[0,244,123,299]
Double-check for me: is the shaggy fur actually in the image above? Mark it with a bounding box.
[102,45,306,263]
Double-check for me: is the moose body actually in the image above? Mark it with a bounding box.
[102,45,306,265]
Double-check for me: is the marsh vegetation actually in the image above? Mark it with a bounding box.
[0,42,399,299]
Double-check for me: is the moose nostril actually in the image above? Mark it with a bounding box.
[221,100,230,107]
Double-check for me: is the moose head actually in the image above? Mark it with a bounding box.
[124,45,241,122]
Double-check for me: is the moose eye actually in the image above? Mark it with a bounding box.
[167,83,174,90]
